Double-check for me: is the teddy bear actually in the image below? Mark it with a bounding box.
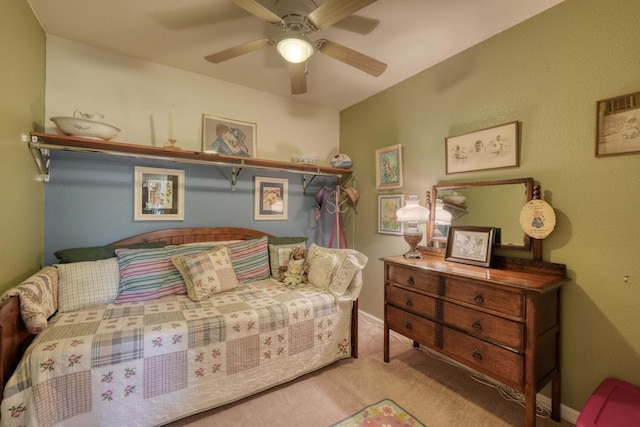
[279,245,309,287]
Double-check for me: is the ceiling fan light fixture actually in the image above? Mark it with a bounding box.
[277,36,314,63]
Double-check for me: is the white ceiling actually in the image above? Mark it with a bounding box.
[28,0,564,110]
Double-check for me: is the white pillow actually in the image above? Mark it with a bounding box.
[57,257,120,312]
[307,251,336,288]
[306,244,368,300]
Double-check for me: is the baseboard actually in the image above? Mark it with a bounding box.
[358,310,580,425]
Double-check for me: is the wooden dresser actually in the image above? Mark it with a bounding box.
[382,255,568,427]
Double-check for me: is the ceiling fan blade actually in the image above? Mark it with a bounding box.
[205,39,275,63]
[316,39,387,77]
[290,62,307,95]
[307,0,378,31]
[232,0,283,24]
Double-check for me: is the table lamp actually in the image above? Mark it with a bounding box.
[396,195,430,259]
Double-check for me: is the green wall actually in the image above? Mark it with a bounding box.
[0,2,45,291]
[341,0,640,412]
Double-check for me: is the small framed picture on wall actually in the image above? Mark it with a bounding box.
[254,177,288,220]
[134,166,185,221]
[378,194,404,235]
[375,144,403,190]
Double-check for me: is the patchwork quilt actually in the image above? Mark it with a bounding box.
[1,279,353,427]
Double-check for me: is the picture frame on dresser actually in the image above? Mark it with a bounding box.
[202,114,256,157]
[445,226,495,267]
[134,166,185,221]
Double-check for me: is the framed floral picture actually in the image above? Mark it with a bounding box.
[134,166,185,221]
[445,226,495,267]
[254,177,288,220]
[202,114,256,157]
[378,194,403,235]
[375,144,403,190]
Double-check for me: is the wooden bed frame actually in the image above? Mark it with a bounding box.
[0,227,358,392]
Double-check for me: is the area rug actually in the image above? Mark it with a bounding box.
[330,399,426,427]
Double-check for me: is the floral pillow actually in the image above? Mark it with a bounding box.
[0,266,58,334]
[172,246,239,301]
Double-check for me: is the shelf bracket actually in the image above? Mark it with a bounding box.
[301,174,317,194]
[29,136,50,182]
[231,167,243,191]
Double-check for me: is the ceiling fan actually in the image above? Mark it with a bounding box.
[204,0,387,95]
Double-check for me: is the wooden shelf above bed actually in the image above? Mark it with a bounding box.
[29,132,353,191]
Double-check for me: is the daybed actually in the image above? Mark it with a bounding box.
[0,227,366,427]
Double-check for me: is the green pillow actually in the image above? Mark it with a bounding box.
[54,242,167,263]
[247,236,307,245]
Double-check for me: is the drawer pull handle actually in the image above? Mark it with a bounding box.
[472,349,483,361]
[472,320,483,331]
[474,293,484,304]
[407,275,415,285]
[405,322,413,330]
[405,298,413,307]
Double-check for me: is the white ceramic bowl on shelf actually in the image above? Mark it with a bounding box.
[50,116,121,140]
[442,195,467,204]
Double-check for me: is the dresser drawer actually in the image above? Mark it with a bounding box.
[445,277,524,318]
[441,301,524,351]
[442,327,523,389]
[386,305,438,347]
[386,285,438,318]
[387,264,439,294]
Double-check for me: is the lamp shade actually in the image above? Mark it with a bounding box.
[396,195,430,223]
[277,36,314,63]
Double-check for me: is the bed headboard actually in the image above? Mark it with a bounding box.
[0,227,275,392]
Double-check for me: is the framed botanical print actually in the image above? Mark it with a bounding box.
[134,166,185,221]
[254,177,288,220]
[375,144,403,190]
[202,114,257,157]
[378,194,403,235]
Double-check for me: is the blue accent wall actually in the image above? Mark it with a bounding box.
[44,150,339,265]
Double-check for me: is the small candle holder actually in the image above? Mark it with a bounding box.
[164,139,180,150]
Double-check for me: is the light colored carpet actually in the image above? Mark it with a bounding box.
[164,314,575,426]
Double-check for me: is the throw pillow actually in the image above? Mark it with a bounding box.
[57,257,120,312]
[226,237,271,283]
[172,246,239,301]
[115,244,216,303]
[269,243,306,280]
[306,244,368,300]
[54,242,166,263]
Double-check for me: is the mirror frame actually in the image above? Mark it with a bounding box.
[426,177,534,251]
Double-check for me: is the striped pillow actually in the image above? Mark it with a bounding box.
[114,245,215,303]
[227,236,270,283]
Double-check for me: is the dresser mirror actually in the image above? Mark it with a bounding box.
[426,177,534,251]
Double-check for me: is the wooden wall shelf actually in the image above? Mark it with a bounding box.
[29,132,352,191]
